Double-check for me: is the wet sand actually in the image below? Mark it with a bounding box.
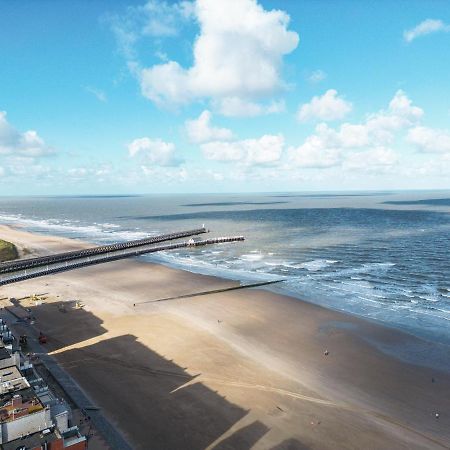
[0,224,449,449]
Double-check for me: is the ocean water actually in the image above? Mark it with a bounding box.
[0,191,450,350]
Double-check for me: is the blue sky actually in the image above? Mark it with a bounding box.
[1,0,450,195]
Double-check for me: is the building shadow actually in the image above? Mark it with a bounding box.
[9,301,314,449]
[55,333,254,449]
[17,301,261,449]
[270,438,310,450]
[9,299,107,351]
[211,421,269,449]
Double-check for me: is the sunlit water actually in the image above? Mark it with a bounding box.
[1,191,449,354]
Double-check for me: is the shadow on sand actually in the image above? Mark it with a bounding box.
[12,300,308,450]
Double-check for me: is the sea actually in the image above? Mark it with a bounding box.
[0,191,449,368]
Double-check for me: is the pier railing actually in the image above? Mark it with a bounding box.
[0,227,208,274]
[0,236,244,287]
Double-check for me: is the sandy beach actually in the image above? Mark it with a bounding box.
[0,223,449,450]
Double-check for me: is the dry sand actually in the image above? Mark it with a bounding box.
[0,224,449,450]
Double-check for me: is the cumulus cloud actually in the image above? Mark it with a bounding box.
[201,141,243,162]
[407,126,450,153]
[0,111,53,157]
[201,134,284,165]
[352,90,422,144]
[185,110,234,143]
[404,19,450,43]
[137,0,299,114]
[387,89,423,121]
[127,137,182,166]
[215,97,285,117]
[297,89,352,122]
[288,135,341,168]
[343,147,398,171]
[290,90,422,170]
[187,109,285,166]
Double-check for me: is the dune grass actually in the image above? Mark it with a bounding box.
[0,239,18,262]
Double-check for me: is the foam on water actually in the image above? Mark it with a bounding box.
[1,192,450,354]
[0,212,153,243]
[241,253,265,262]
[297,259,338,271]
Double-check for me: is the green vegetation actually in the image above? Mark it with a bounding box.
[0,239,18,262]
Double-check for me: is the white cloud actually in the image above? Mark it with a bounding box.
[290,90,422,170]
[85,86,107,102]
[352,90,424,145]
[308,69,327,83]
[107,1,193,58]
[140,165,190,183]
[404,19,450,43]
[289,138,398,172]
[68,167,88,178]
[0,111,53,157]
[288,136,341,168]
[399,155,450,180]
[407,126,450,153]
[297,89,352,122]
[141,1,193,36]
[127,137,182,166]
[343,147,398,171]
[135,165,234,186]
[0,166,4,176]
[185,110,233,143]
[138,0,299,113]
[4,157,52,177]
[215,97,285,117]
[355,90,423,144]
[107,17,138,60]
[333,123,370,147]
[387,89,424,121]
[246,135,285,165]
[202,134,284,165]
[201,141,243,161]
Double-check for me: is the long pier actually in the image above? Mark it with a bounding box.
[0,227,208,274]
[0,236,244,287]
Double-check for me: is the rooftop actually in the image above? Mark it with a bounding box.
[0,365,22,383]
[0,365,29,395]
[62,426,87,447]
[0,388,44,423]
[0,428,59,450]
